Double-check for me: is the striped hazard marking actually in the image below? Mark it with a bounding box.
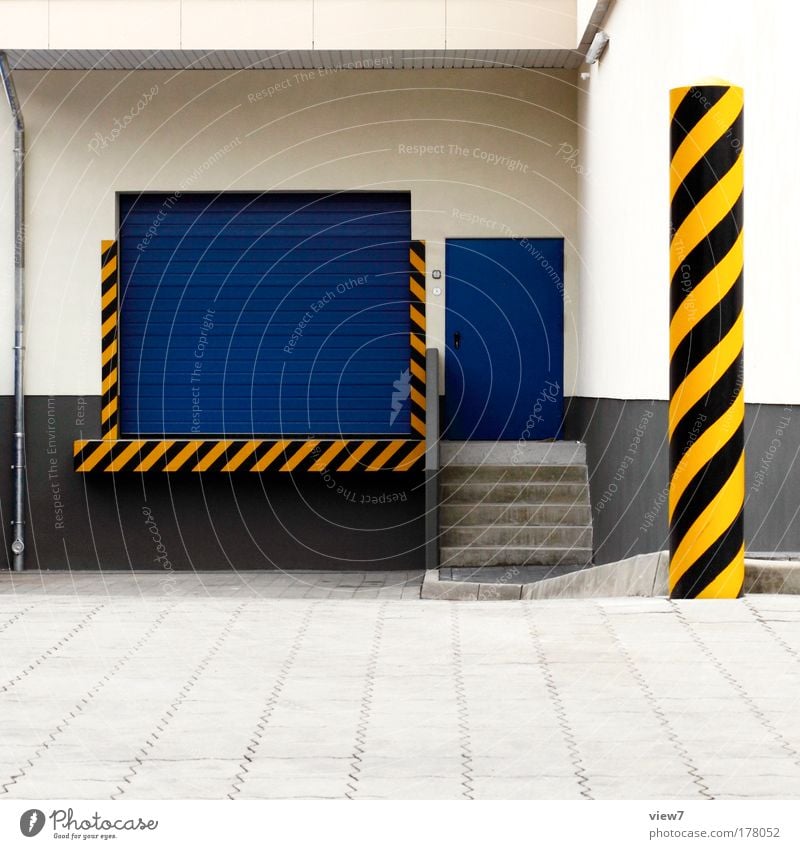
[74,439,426,473]
[668,81,744,599]
[409,240,426,437]
[100,240,119,439]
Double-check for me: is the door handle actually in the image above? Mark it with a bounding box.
[454,331,461,350]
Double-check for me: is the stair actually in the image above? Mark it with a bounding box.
[439,442,593,569]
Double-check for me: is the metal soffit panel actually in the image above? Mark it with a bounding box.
[6,49,583,71]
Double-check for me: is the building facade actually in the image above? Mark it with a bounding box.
[0,0,796,572]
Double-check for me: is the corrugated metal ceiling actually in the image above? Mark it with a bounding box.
[6,48,584,72]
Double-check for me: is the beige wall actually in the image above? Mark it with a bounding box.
[1,0,577,51]
[0,68,578,396]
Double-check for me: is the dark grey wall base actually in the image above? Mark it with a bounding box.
[564,396,800,565]
[4,395,796,571]
[0,397,424,571]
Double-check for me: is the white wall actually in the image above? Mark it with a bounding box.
[0,68,578,396]
[0,0,577,51]
[575,0,597,41]
[577,0,796,404]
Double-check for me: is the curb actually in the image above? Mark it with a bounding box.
[744,559,800,595]
[421,552,800,600]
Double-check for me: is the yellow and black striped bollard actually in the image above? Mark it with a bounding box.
[668,80,745,599]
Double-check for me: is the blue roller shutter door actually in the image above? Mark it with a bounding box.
[118,192,412,436]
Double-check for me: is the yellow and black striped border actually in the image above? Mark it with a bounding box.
[74,438,425,473]
[100,240,119,439]
[76,239,428,472]
[409,240,426,437]
[668,81,745,599]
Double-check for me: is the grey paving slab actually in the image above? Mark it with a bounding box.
[590,775,709,800]
[471,753,575,777]
[473,776,587,800]
[0,587,798,799]
[231,776,347,800]
[705,774,800,797]
[348,776,467,800]
[239,758,350,784]
[0,571,424,600]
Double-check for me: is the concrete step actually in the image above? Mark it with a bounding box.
[441,524,592,548]
[442,441,585,466]
[441,482,590,505]
[441,464,587,484]
[440,545,593,567]
[445,564,589,583]
[440,502,592,527]
[437,443,593,570]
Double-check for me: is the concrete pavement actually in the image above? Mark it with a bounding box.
[0,574,799,800]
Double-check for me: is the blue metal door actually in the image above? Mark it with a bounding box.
[444,238,564,440]
[118,192,411,436]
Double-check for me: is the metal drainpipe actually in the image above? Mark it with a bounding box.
[0,52,26,571]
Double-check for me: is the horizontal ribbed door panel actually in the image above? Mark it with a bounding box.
[118,192,412,436]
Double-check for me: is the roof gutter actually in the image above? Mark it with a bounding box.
[0,52,26,571]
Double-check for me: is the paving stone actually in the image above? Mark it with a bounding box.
[692,755,800,779]
[236,756,351,780]
[590,774,706,800]
[2,777,120,800]
[471,754,575,777]
[473,776,587,800]
[356,758,466,781]
[704,773,800,797]
[232,776,345,799]
[351,776,467,799]
[0,585,797,800]
[249,738,355,759]
[360,733,462,757]
[129,781,235,800]
[115,757,242,794]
